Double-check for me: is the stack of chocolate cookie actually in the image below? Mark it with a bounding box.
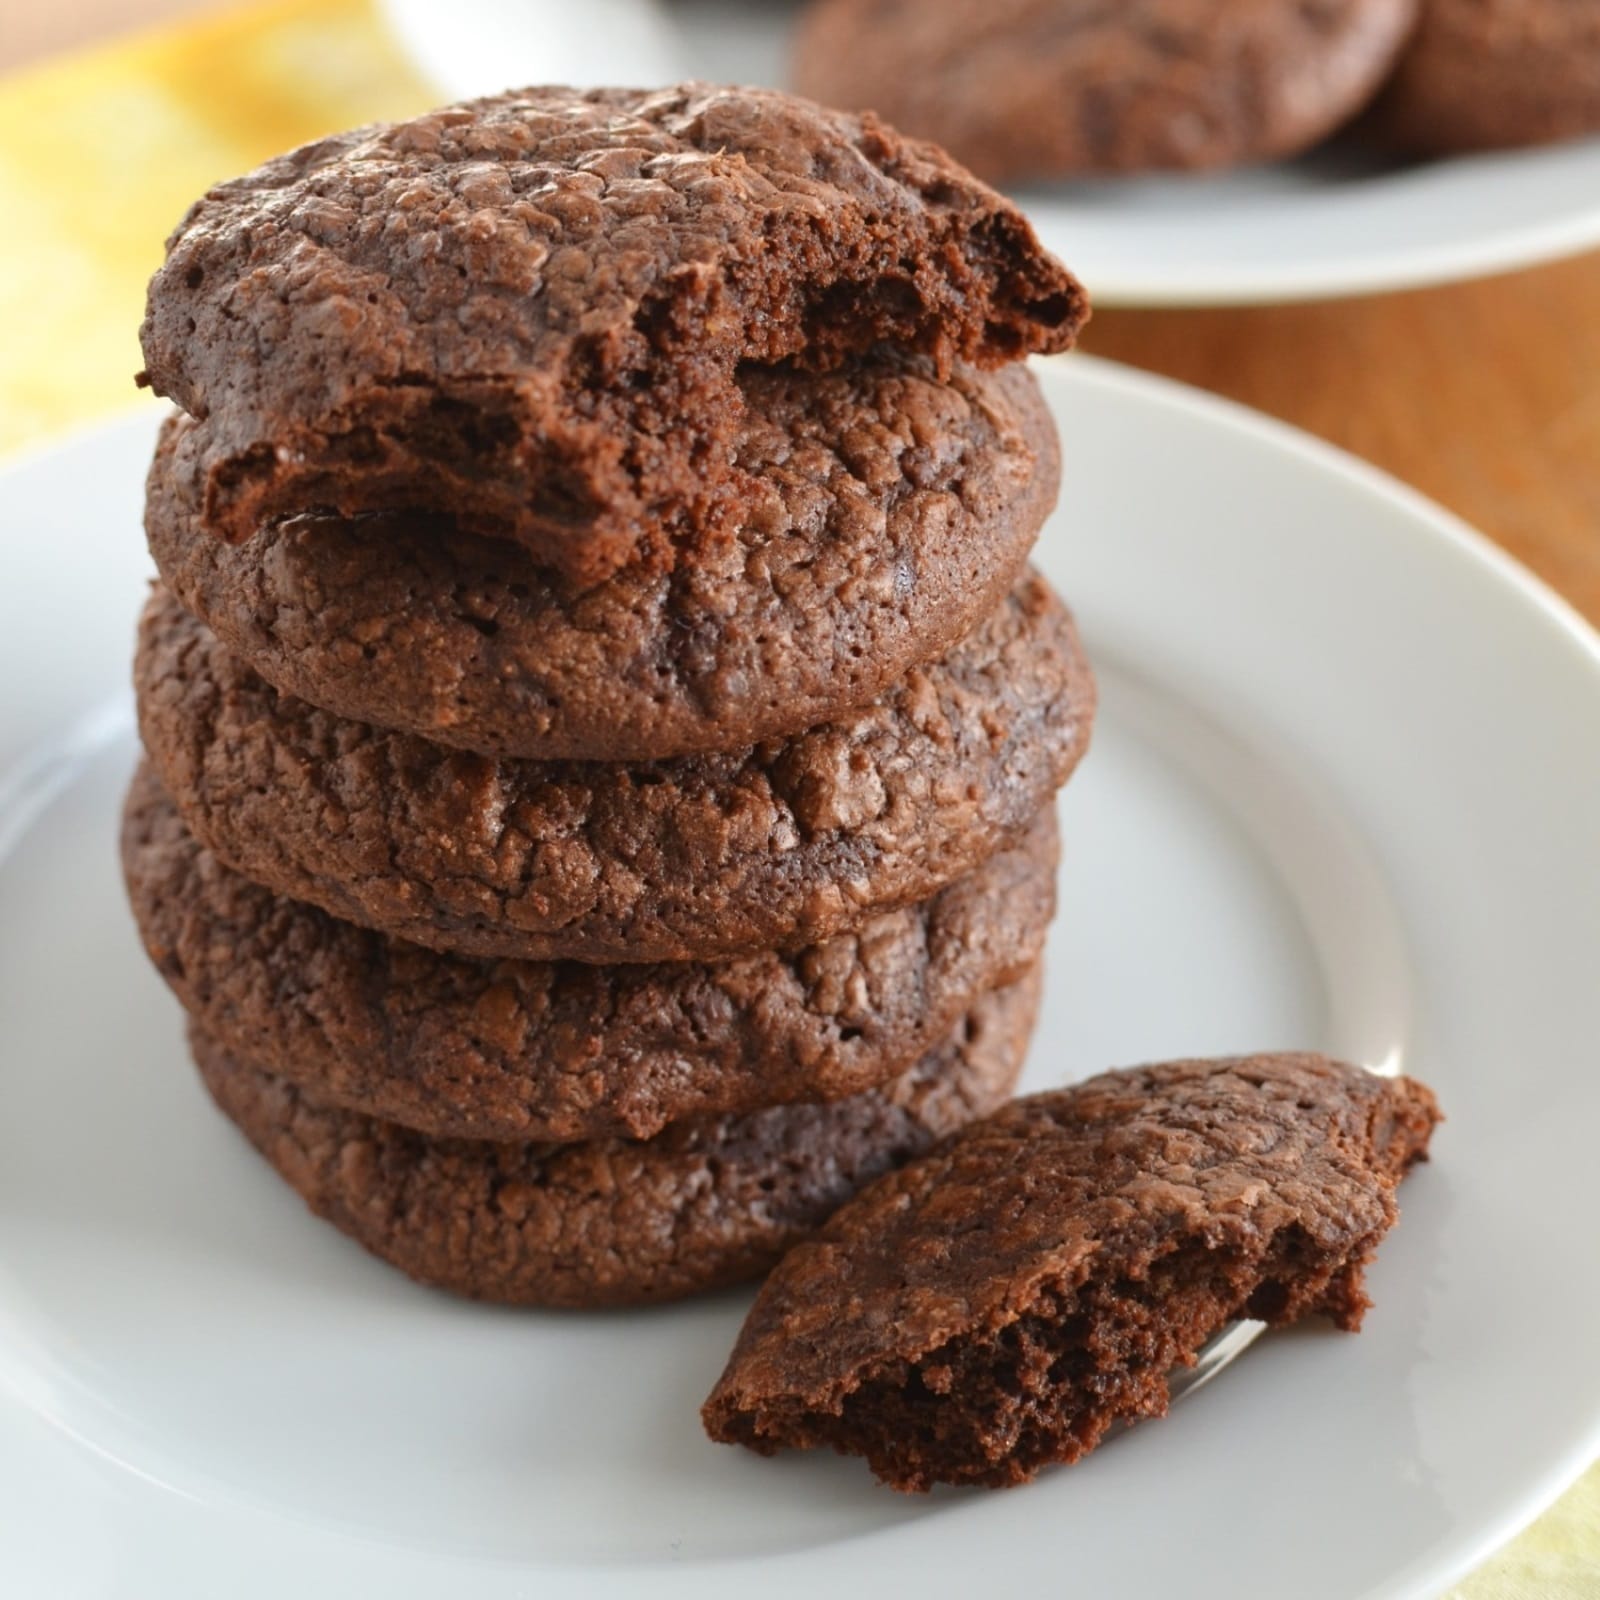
[122,84,1095,1307]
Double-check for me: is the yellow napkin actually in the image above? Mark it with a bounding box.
[0,3,1593,1593]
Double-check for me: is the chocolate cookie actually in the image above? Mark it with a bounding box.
[136,573,1092,965]
[138,83,1087,584]
[704,1055,1440,1488]
[1373,0,1600,155]
[791,0,1419,182]
[124,764,1056,1141]
[189,969,1040,1307]
[145,354,1059,761]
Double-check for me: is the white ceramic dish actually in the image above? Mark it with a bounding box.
[378,0,1600,305]
[2,358,1598,1598]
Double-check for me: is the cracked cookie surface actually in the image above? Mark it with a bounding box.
[188,968,1040,1308]
[124,765,1056,1141]
[704,1054,1440,1488]
[139,82,1086,583]
[135,572,1092,964]
[145,355,1058,761]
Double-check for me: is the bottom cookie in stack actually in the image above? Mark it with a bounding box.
[186,968,1039,1309]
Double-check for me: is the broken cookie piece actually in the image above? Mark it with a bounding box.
[703,1054,1440,1489]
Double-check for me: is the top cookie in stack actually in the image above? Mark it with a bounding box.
[125,84,1095,1308]
[139,85,1085,597]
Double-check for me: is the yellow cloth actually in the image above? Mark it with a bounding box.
[0,0,431,449]
[0,4,1594,1594]
[1455,1467,1600,1600]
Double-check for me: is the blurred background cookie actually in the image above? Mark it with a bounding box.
[1371,0,1600,155]
[791,0,1420,180]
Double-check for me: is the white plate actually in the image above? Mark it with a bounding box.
[378,0,1600,305]
[2,358,1599,1598]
